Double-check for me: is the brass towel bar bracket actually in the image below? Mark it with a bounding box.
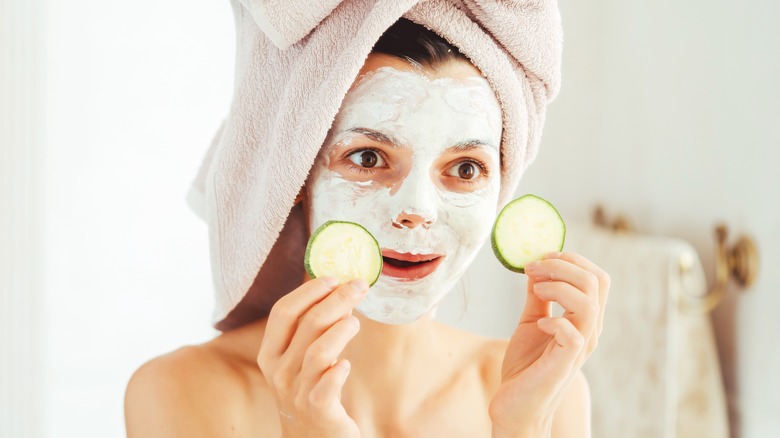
[593,206,759,313]
[684,224,758,314]
[593,206,632,233]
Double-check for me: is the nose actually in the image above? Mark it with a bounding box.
[390,167,437,230]
[393,209,435,229]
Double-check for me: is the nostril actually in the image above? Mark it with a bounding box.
[398,217,422,229]
[394,211,434,229]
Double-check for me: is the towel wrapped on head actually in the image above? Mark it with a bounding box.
[187,0,563,331]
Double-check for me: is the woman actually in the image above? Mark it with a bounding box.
[125,7,609,438]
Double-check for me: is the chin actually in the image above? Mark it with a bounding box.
[355,294,436,325]
[355,273,457,324]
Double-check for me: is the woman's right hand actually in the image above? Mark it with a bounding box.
[257,276,368,437]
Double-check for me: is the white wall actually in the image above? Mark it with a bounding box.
[1,0,45,436]
[517,1,779,436]
[41,1,233,436]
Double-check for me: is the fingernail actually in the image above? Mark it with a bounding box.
[544,251,562,259]
[349,278,369,297]
[525,261,541,272]
[322,276,339,288]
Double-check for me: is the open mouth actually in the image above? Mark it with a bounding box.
[381,249,445,281]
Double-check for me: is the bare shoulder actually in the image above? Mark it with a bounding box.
[433,322,508,395]
[124,320,276,437]
[125,345,214,436]
[477,337,509,393]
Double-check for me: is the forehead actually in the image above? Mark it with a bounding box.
[350,53,496,100]
[343,68,501,127]
[333,54,503,149]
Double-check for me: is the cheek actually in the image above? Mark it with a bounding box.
[440,187,499,247]
[308,166,357,224]
[308,168,392,229]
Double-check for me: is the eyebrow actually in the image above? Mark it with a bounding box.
[345,127,498,153]
[345,127,403,148]
[449,139,499,153]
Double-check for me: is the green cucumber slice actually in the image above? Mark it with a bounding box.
[304,220,383,286]
[491,194,566,273]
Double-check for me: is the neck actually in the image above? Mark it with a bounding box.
[345,310,439,371]
[340,311,444,420]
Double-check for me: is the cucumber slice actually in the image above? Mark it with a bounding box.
[491,194,566,273]
[304,221,383,286]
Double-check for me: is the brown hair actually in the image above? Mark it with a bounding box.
[371,18,468,69]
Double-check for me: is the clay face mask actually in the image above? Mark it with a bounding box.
[307,65,503,324]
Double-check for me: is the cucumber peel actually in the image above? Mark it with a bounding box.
[304,220,383,286]
[491,194,566,273]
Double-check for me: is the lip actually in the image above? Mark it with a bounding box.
[380,249,445,281]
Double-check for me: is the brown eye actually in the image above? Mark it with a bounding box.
[458,162,477,179]
[348,149,386,169]
[360,151,378,168]
[445,160,484,181]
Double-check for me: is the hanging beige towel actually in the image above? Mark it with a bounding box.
[565,222,729,438]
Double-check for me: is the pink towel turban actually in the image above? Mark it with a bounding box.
[187,0,563,330]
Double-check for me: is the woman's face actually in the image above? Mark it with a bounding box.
[306,53,503,324]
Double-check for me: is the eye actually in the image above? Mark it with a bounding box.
[348,149,385,168]
[446,161,483,180]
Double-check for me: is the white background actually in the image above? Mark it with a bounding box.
[40,0,232,435]
[2,0,778,436]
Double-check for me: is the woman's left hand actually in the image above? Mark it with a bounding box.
[488,251,609,437]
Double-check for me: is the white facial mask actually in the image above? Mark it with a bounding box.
[307,66,503,324]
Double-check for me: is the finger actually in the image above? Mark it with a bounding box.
[520,276,552,323]
[537,252,610,360]
[536,316,585,373]
[524,257,600,303]
[299,315,360,393]
[259,277,339,364]
[545,251,607,279]
[533,281,598,335]
[284,279,368,368]
[545,252,611,338]
[543,252,610,307]
[306,359,352,421]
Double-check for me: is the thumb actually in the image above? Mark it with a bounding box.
[520,275,551,323]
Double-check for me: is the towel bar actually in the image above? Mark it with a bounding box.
[592,207,759,314]
[680,224,758,314]
[593,206,632,232]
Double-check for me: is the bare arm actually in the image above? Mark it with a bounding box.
[551,371,592,438]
